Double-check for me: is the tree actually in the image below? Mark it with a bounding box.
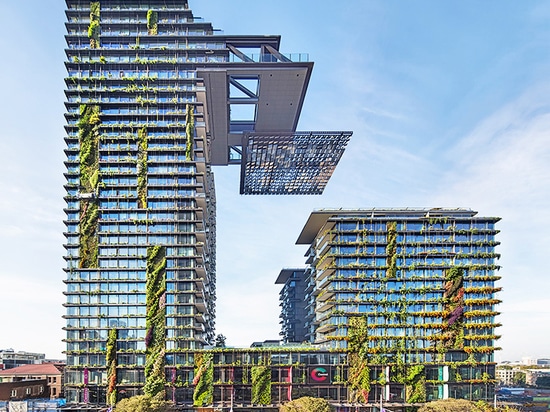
[511,371,526,386]
[418,399,521,412]
[214,334,227,348]
[418,399,477,412]
[115,394,176,412]
[280,396,334,412]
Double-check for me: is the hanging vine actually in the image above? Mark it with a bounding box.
[78,104,100,268]
[137,127,148,209]
[147,10,159,35]
[193,352,214,406]
[185,104,194,161]
[88,2,100,48]
[106,328,117,406]
[251,365,272,405]
[144,246,167,397]
[386,221,397,278]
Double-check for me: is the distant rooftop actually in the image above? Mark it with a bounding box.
[275,268,306,284]
[0,363,62,376]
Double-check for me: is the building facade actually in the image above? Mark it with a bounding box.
[0,364,63,400]
[62,0,350,406]
[0,380,48,403]
[288,208,502,403]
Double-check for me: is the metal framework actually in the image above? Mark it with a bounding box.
[240,131,352,195]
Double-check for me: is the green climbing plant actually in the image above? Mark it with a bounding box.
[88,2,100,48]
[144,246,167,397]
[106,328,117,406]
[147,10,158,35]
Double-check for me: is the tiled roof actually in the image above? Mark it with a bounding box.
[0,363,62,376]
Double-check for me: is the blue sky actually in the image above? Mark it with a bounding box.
[0,0,548,362]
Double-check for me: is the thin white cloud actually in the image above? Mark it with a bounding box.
[427,83,550,360]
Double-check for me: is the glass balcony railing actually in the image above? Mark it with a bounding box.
[229,53,309,63]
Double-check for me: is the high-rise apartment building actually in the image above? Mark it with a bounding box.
[275,269,309,344]
[282,208,501,402]
[62,0,350,405]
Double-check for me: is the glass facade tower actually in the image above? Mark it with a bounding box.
[62,0,350,405]
[63,0,218,403]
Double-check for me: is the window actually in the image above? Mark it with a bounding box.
[11,389,17,397]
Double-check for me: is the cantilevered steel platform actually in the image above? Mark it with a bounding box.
[195,37,352,195]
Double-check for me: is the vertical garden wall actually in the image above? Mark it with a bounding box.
[251,365,272,405]
[442,267,465,350]
[346,316,370,403]
[78,104,100,268]
[193,352,214,406]
[144,246,167,397]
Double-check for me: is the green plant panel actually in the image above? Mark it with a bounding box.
[385,221,397,278]
[78,104,100,268]
[404,365,426,403]
[441,267,465,350]
[346,316,371,401]
[193,352,214,406]
[106,328,117,405]
[251,365,272,405]
[144,246,167,397]
[79,203,99,268]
